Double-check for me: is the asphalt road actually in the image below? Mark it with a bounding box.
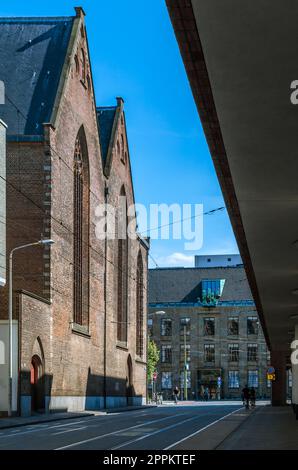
[0,404,243,450]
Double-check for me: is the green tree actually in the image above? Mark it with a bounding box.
[147,339,160,383]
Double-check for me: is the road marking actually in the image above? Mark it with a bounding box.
[164,407,244,450]
[55,413,188,450]
[52,426,87,436]
[111,415,202,450]
[0,410,153,440]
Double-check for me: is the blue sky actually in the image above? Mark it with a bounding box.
[2,0,239,267]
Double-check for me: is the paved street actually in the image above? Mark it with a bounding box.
[0,404,244,450]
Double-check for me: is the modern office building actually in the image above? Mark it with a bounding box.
[149,264,270,400]
[195,254,242,268]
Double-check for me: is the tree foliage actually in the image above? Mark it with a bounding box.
[147,339,160,382]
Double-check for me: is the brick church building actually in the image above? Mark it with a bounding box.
[0,7,148,415]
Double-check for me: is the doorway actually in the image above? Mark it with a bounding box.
[126,355,133,405]
[30,355,45,412]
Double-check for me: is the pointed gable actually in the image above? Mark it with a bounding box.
[97,106,117,165]
[0,16,74,139]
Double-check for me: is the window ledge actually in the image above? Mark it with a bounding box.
[116,342,128,351]
[135,358,146,365]
[71,323,91,338]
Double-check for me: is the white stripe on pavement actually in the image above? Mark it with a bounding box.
[111,415,203,450]
[55,413,188,450]
[52,426,87,436]
[164,407,244,450]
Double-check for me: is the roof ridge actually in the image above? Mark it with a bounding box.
[0,16,74,22]
[97,106,117,111]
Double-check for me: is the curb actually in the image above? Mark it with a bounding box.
[106,405,157,414]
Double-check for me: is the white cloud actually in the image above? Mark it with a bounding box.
[153,252,194,268]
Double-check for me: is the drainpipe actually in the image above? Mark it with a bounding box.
[103,185,109,409]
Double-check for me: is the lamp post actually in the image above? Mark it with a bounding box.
[8,238,54,417]
[184,324,188,401]
[147,311,165,402]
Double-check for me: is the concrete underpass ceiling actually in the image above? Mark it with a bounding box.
[191,0,298,349]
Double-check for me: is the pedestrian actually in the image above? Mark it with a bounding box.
[203,387,209,402]
[250,387,256,408]
[242,384,250,409]
[173,386,180,404]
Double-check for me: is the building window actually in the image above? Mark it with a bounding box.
[180,371,191,389]
[148,318,153,337]
[136,251,144,357]
[80,48,86,83]
[266,349,271,365]
[247,316,259,335]
[204,317,215,336]
[248,370,258,388]
[161,318,172,337]
[86,75,91,92]
[247,343,258,362]
[228,371,240,389]
[161,372,172,389]
[228,317,239,336]
[161,345,172,364]
[73,129,89,327]
[228,343,239,362]
[180,344,191,363]
[117,186,128,343]
[74,54,79,74]
[180,318,191,336]
[200,279,225,305]
[204,344,215,363]
[121,134,125,162]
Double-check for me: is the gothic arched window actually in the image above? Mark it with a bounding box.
[73,128,89,327]
[136,251,144,357]
[117,186,128,343]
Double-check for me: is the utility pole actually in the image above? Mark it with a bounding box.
[184,324,188,401]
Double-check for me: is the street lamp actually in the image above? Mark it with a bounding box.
[147,310,165,403]
[8,238,54,417]
[183,324,188,401]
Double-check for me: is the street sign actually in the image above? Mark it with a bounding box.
[153,372,158,381]
[267,373,276,381]
[217,377,222,386]
[267,366,275,374]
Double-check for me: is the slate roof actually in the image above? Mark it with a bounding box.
[96,106,117,164]
[149,266,254,304]
[0,17,74,138]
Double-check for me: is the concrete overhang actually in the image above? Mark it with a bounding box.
[166,0,298,350]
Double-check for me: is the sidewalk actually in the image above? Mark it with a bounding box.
[173,405,298,450]
[218,405,298,450]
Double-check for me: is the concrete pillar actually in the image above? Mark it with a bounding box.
[292,325,298,418]
[271,350,287,406]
